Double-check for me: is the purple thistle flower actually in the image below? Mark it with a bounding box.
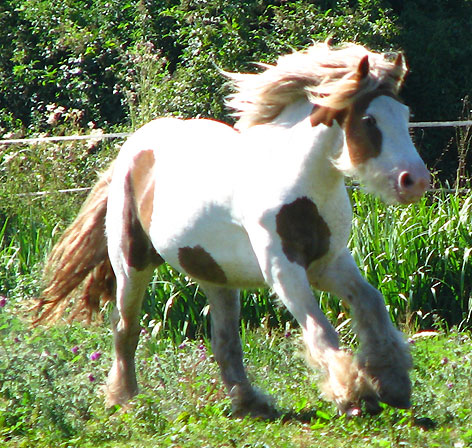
[71,346,79,354]
[0,296,6,308]
[88,374,96,382]
[89,351,101,361]
[178,342,186,350]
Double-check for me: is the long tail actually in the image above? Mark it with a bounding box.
[33,163,116,325]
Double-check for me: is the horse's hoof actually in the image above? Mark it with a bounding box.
[380,394,411,409]
[230,384,279,420]
[376,373,412,409]
[363,395,382,415]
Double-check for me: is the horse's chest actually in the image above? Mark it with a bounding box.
[274,196,332,268]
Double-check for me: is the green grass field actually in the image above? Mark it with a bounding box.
[1,304,472,447]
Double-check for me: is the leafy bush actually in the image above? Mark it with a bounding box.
[1,0,471,180]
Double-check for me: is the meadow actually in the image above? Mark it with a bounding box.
[1,306,472,447]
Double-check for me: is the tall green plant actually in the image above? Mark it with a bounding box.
[349,189,472,329]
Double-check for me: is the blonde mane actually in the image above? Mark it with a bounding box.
[226,42,407,130]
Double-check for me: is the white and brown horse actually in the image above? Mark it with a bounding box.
[36,42,430,418]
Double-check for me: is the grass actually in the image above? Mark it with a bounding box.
[1,302,472,447]
[348,189,472,329]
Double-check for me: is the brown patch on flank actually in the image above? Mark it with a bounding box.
[178,246,227,284]
[123,153,164,271]
[130,149,156,233]
[310,105,347,128]
[275,197,331,268]
[343,89,400,165]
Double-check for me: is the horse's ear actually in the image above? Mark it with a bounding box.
[324,36,334,48]
[356,55,370,80]
[394,52,404,68]
[310,105,347,128]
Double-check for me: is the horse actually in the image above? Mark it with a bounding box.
[34,42,430,418]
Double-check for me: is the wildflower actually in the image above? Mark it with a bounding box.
[178,342,186,350]
[71,346,79,354]
[0,296,6,308]
[88,374,96,382]
[284,331,292,338]
[447,382,454,390]
[440,357,449,365]
[89,351,101,361]
[198,344,205,350]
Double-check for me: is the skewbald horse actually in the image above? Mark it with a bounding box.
[35,42,430,418]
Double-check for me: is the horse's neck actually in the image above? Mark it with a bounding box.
[273,101,346,194]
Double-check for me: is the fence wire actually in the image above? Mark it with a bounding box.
[1,120,471,196]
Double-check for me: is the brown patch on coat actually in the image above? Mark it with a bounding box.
[343,89,401,165]
[275,197,331,268]
[178,246,227,284]
[311,89,401,165]
[129,149,156,233]
[123,150,164,271]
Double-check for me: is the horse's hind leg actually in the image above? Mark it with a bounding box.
[105,264,155,407]
[203,285,278,419]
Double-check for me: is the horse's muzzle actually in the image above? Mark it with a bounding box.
[396,167,430,204]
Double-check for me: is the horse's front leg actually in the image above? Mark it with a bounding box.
[268,260,377,415]
[203,285,278,419]
[246,224,375,415]
[308,249,412,410]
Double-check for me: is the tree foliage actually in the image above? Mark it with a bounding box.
[0,0,471,177]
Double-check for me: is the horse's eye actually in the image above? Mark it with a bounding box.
[362,115,377,126]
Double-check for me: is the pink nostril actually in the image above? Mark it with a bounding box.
[399,171,415,190]
[397,170,430,203]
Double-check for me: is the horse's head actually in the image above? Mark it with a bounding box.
[333,56,430,204]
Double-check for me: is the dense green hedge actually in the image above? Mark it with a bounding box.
[1,0,471,179]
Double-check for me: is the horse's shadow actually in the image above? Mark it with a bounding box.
[279,408,322,424]
[278,408,437,430]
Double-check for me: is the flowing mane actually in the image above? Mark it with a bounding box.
[226,42,407,129]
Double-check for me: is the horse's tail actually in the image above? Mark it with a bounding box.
[33,163,116,325]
